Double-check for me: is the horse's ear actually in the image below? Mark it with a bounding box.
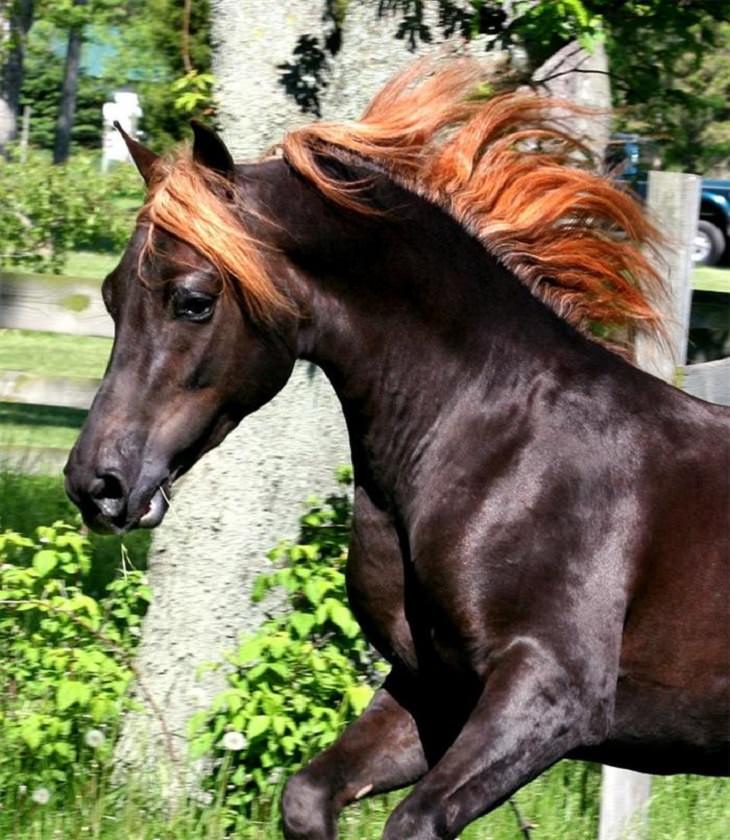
[113,121,158,184]
[191,120,235,181]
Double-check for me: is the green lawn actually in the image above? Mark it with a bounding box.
[0,328,111,379]
[63,249,120,279]
[693,265,730,293]
[0,330,110,450]
[3,764,727,840]
[0,403,87,450]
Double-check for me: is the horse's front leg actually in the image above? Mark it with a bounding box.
[382,638,603,840]
[281,670,430,840]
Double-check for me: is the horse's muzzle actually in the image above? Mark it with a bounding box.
[64,454,171,534]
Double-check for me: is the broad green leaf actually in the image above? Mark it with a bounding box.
[289,612,315,639]
[328,600,359,637]
[346,684,374,715]
[33,549,58,577]
[57,680,91,711]
[246,715,270,740]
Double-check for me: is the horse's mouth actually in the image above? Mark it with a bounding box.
[91,475,174,534]
[138,483,170,529]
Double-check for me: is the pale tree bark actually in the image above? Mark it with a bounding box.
[532,39,612,161]
[0,96,12,149]
[0,0,34,152]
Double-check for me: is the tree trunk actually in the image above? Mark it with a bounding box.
[532,39,612,162]
[114,0,494,799]
[52,0,87,164]
[0,0,34,152]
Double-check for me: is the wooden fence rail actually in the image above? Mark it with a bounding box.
[2,360,728,416]
[0,370,100,411]
[0,271,113,338]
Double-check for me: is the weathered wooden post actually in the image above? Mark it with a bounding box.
[599,170,701,840]
[635,171,702,378]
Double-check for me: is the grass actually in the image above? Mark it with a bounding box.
[0,328,110,450]
[692,265,730,294]
[0,403,86,450]
[0,329,112,379]
[63,250,120,280]
[2,763,727,839]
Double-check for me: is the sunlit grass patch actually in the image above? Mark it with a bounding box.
[0,329,111,380]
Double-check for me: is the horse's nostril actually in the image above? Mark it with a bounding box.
[91,472,127,522]
[92,472,125,501]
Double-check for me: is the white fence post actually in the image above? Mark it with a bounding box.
[598,170,702,840]
[635,170,702,378]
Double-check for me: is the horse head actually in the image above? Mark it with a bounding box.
[64,126,298,533]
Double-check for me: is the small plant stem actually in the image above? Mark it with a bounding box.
[210,751,233,838]
[508,796,533,840]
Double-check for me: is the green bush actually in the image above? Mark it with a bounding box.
[0,522,150,807]
[0,150,143,273]
[189,468,386,825]
[0,470,151,595]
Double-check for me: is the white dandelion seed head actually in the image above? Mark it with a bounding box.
[31,787,50,805]
[84,729,105,749]
[221,731,246,751]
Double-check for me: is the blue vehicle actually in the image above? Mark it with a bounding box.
[608,134,730,266]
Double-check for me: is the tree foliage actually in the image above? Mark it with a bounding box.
[102,0,214,150]
[279,2,728,174]
[612,20,730,175]
[18,20,106,153]
[7,0,213,156]
[0,148,141,271]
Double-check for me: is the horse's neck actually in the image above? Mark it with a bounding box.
[247,159,600,497]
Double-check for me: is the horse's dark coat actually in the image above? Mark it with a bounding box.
[65,125,729,839]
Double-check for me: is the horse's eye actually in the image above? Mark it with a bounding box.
[173,291,216,322]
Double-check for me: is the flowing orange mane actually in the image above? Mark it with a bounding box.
[143,59,664,348]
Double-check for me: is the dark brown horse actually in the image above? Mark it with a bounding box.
[65,61,729,838]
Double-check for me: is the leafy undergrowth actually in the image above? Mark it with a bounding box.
[0,150,141,275]
[0,470,150,593]
[2,763,727,839]
[0,523,150,819]
[188,467,386,826]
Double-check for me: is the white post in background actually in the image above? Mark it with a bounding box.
[635,170,702,378]
[101,89,142,172]
[599,170,701,840]
[599,770,652,840]
[19,105,31,163]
